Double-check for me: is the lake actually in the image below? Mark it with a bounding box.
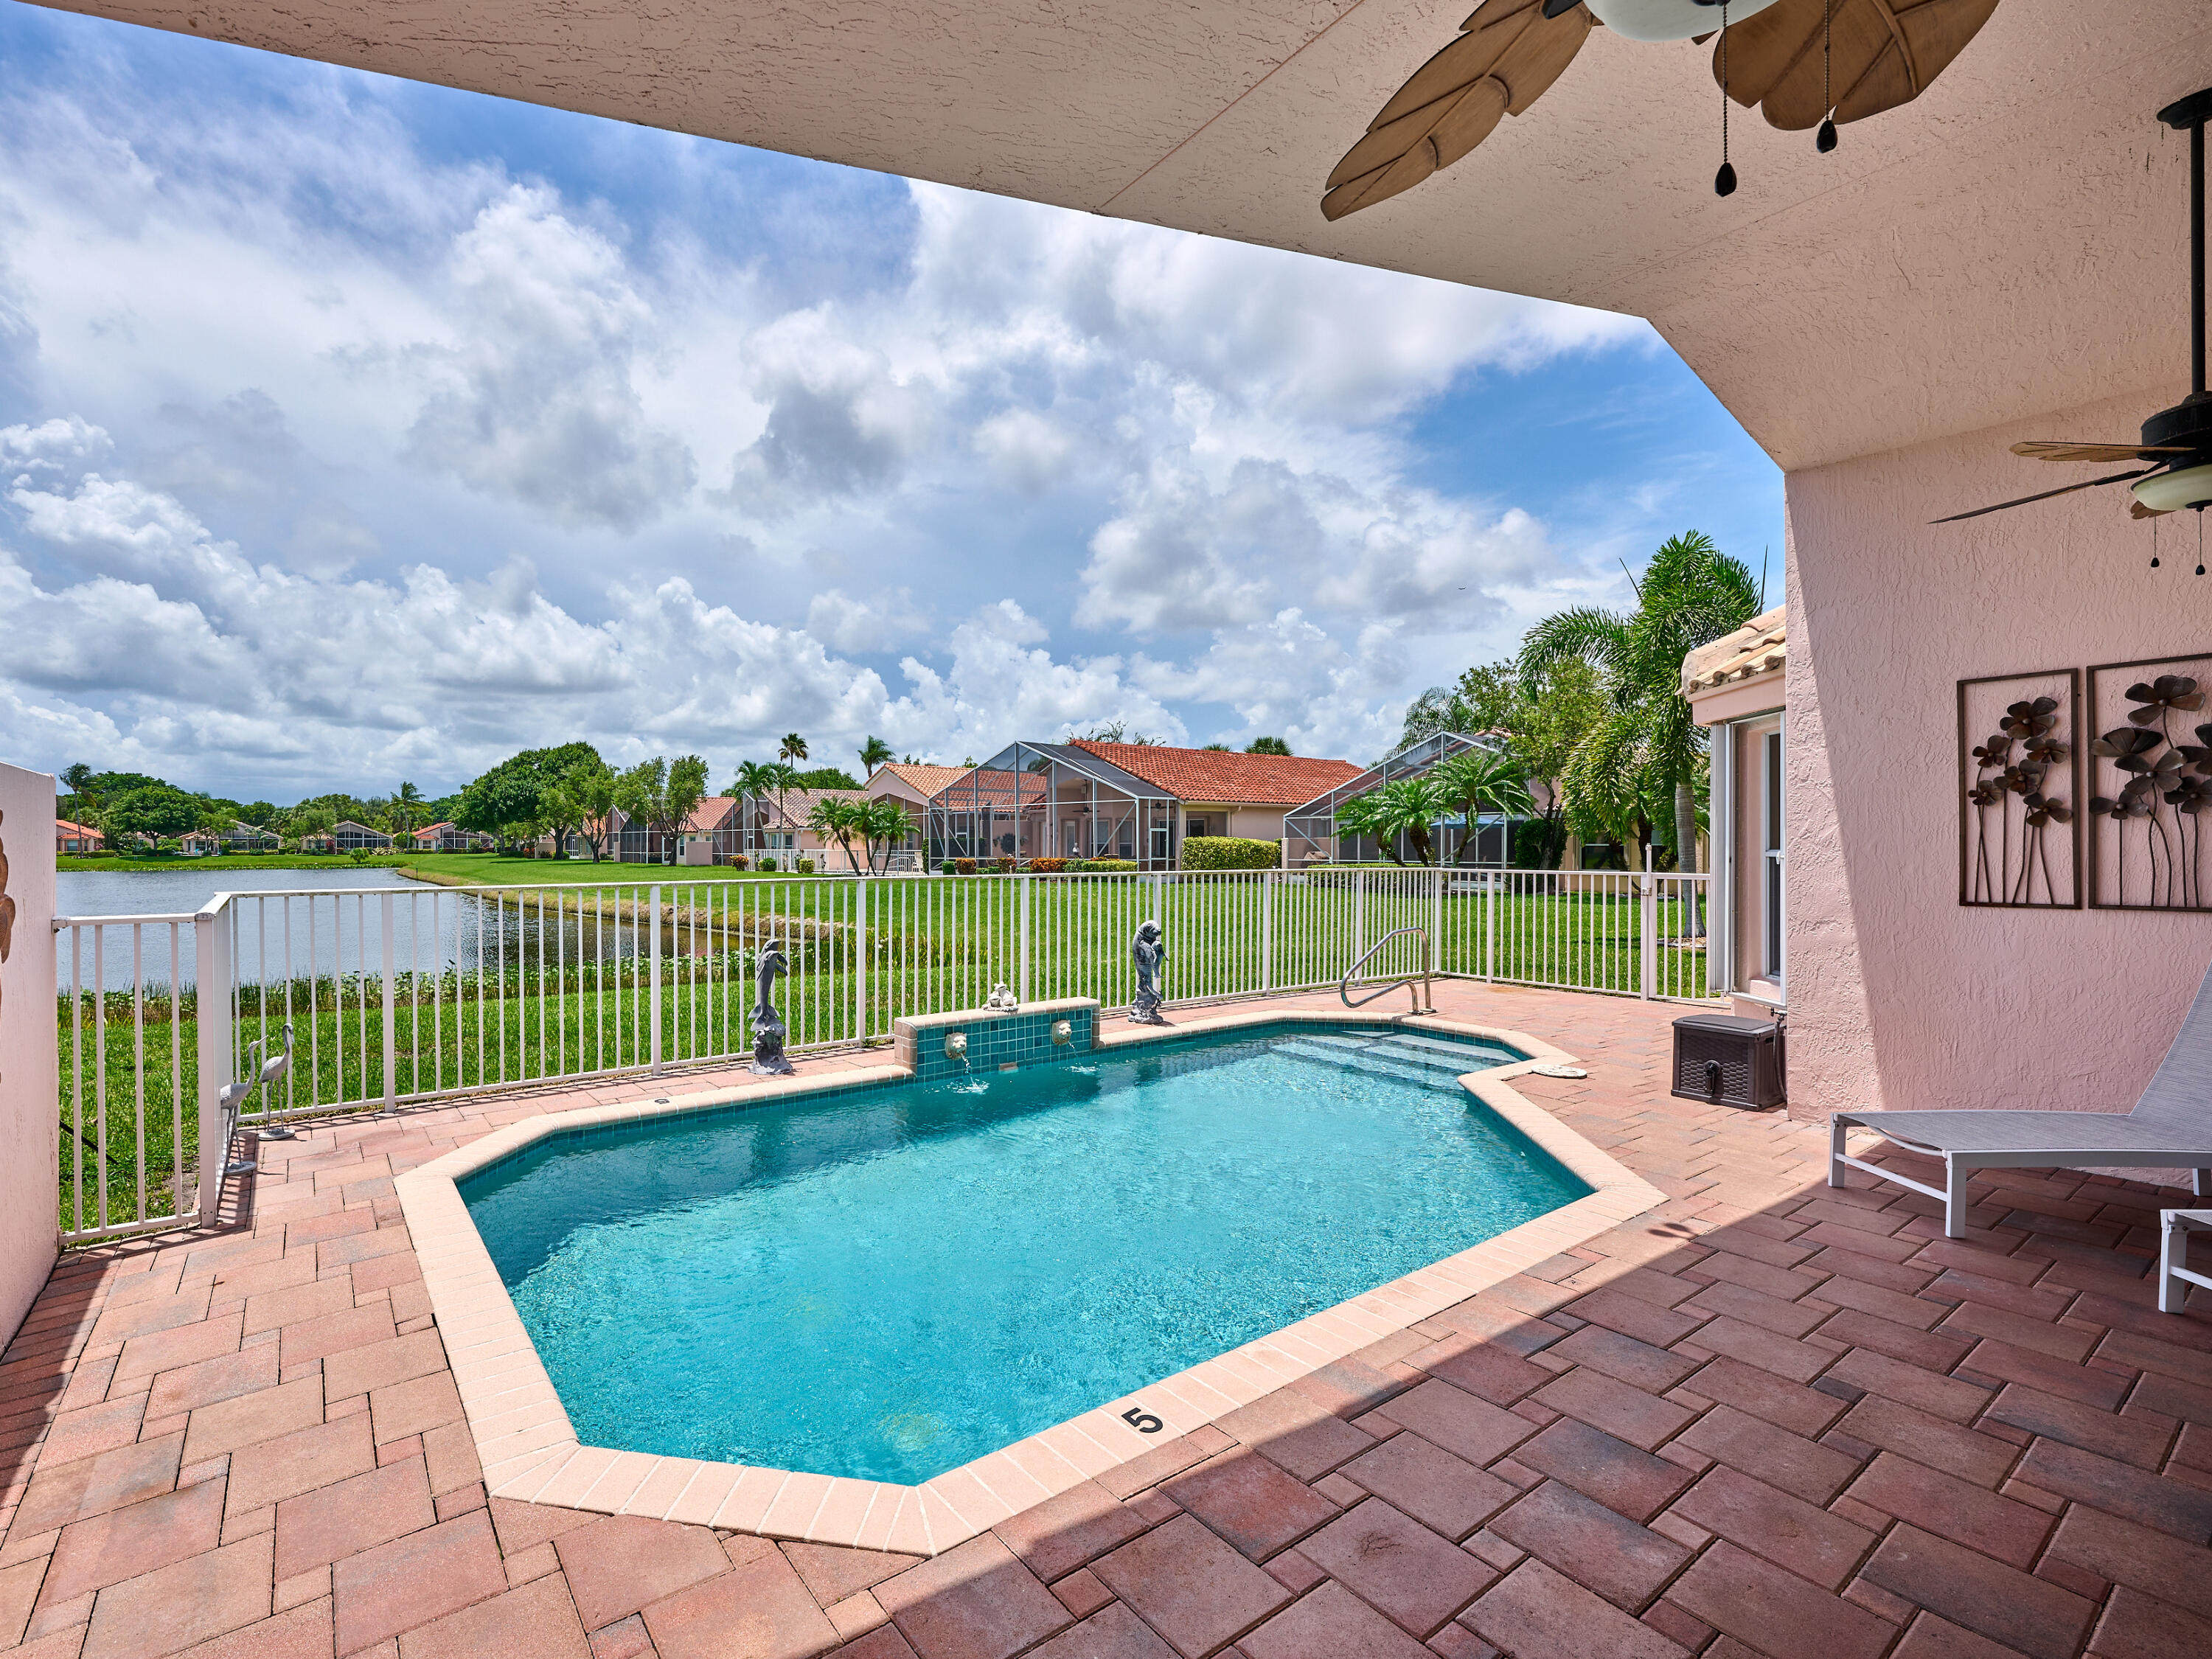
[55,866,661,992]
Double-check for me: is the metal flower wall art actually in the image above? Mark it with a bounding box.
[2087,656,2212,911]
[1958,670,2081,908]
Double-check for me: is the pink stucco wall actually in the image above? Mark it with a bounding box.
[1784,385,2212,1129]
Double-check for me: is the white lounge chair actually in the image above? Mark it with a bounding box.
[2160,1209,2212,1314]
[1830,963,2212,1239]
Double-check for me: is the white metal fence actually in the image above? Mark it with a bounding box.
[50,865,1711,1243]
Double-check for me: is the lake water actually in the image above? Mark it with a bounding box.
[55,866,661,992]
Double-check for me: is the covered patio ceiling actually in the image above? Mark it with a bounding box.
[34,0,2212,469]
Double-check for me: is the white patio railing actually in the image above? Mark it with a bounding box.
[50,863,1711,1243]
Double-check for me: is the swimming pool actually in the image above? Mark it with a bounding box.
[459,1022,1589,1486]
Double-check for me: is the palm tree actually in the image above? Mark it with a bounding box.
[1336,776,1450,865]
[860,798,916,871]
[1430,748,1536,864]
[1517,531,1758,897]
[392,782,425,836]
[858,736,894,775]
[807,796,865,873]
[779,733,810,767]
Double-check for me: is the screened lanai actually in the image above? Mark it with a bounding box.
[1282,731,1519,868]
[927,742,1183,869]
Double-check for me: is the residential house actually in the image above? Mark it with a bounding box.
[735,789,872,869]
[412,822,495,852]
[223,821,280,851]
[332,821,394,851]
[54,818,102,854]
[1685,607,1786,1020]
[909,742,1361,869]
[178,830,223,856]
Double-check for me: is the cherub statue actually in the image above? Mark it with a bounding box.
[1130,920,1168,1025]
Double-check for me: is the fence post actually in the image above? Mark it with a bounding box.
[1432,866,1444,975]
[1354,867,1366,970]
[649,884,664,1074]
[1019,874,1032,1005]
[192,901,232,1220]
[856,877,869,1041]
[1260,872,1274,995]
[1640,849,1658,1001]
[1486,872,1498,982]
[379,892,397,1107]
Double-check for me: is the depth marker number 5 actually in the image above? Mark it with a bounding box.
[1121,1406,1163,1434]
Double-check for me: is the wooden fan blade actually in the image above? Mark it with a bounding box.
[1719,0,2004,133]
[1932,468,2152,525]
[2132,499,2174,520]
[1323,0,1589,220]
[2011,441,2197,463]
[1836,0,2003,124]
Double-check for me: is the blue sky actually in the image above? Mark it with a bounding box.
[0,4,1781,801]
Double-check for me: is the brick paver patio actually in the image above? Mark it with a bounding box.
[3,981,2209,1659]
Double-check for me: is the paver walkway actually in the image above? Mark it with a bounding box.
[3,982,2210,1659]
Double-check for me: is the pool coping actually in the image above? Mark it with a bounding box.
[392,1006,1667,1558]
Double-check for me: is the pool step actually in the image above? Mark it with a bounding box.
[1273,1042,1455,1089]
[1365,1032,1522,1068]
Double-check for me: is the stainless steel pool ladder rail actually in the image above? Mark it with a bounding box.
[1340,927,1436,1015]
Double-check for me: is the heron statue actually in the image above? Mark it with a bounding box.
[218,1036,265,1175]
[255,1023,298,1138]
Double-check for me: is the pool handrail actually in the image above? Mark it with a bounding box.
[1340,926,1435,1015]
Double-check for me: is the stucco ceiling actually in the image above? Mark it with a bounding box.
[31,0,2212,470]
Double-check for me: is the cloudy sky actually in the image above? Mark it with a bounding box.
[0,6,1781,803]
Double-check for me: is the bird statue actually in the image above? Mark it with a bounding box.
[255,1024,298,1139]
[1321,0,2002,218]
[218,1037,265,1175]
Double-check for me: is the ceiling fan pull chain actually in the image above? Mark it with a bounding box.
[2198,507,2205,577]
[1818,0,1838,153]
[2152,515,2162,568]
[1715,4,1737,195]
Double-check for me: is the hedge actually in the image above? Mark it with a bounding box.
[1180,835,1280,872]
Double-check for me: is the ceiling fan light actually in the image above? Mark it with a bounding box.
[1583,0,1781,44]
[2134,466,2212,514]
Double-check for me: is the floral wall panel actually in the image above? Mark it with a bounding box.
[2087,655,2212,911]
[1959,669,2080,908]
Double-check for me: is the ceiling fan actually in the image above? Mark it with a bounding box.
[1321,0,2003,220]
[1936,86,2212,526]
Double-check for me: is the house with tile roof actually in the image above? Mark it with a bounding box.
[54,818,103,854]
[911,740,1362,869]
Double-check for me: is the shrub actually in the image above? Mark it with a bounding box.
[796,857,815,875]
[941,859,959,875]
[1074,858,1139,873]
[1180,835,1280,872]
[1029,857,1068,874]
[954,858,978,876]
[759,855,778,872]
[726,853,750,869]
[994,855,1016,874]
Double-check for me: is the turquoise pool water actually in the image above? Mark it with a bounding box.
[462,1024,1586,1485]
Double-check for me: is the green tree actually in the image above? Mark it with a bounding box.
[860,798,916,871]
[858,736,894,774]
[60,762,98,823]
[1244,736,1293,756]
[791,767,861,790]
[614,756,711,860]
[1517,530,1758,878]
[286,803,336,851]
[557,759,620,861]
[102,785,204,846]
[779,733,810,767]
[1430,748,1537,864]
[388,782,426,837]
[455,743,602,835]
[806,796,866,873]
[238,801,280,827]
[1335,776,1450,866]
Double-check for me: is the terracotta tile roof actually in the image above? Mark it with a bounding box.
[872,763,974,800]
[55,818,102,838]
[1683,605,1786,696]
[684,796,737,832]
[750,787,870,830]
[1068,741,1363,806]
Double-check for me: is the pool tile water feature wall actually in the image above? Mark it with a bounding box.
[395,1003,1669,1559]
[891,996,1098,1081]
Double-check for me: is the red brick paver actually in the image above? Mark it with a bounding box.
[5,982,2212,1658]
